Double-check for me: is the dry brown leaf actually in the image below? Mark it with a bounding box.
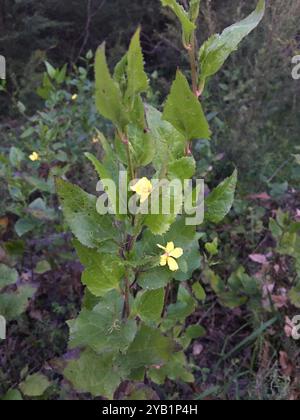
[279,351,294,377]
[249,254,268,265]
[193,343,204,356]
[284,317,294,338]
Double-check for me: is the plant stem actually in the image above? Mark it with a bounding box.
[125,142,135,181]
[188,35,198,96]
[161,283,171,319]
[119,130,135,180]
[123,276,130,319]
[198,79,205,97]
[122,218,143,319]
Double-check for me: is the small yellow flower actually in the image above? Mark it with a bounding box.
[29,152,40,162]
[71,94,78,101]
[157,242,183,272]
[130,177,153,204]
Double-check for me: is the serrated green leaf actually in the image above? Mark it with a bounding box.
[9,147,24,169]
[93,130,121,180]
[138,217,200,281]
[68,290,137,353]
[0,285,35,321]
[15,218,37,237]
[124,325,175,370]
[113,53,128,92]
[137,218,182,256]
[192,282,206,301]
[144,213,176,236]
[199,0,265,82]
[269,218,283,240]
[129,95,147,128]
[85,152,111,182]
[34,260,51,275]
[45,61,56,79]
[2,389,23,400]
[174,241,201,281]
[145,105,186,172]
[28,198,56,221]
[113,39,147,129]
[24,175,52,194]
[0,264,18,290]
[20,127,35,139]
[186,324,206,339]
[95,43,128,128]
[82,288,101,311]
[74,242,125,297]
[219,293,247,310]
[164,216,199,246]
[135,288,165,324]
[163,71,211,140]
[85,152,118,215]
[205,237,218,256]
[149,351,194,385]
[209,270,247,309]
[128,124,155,167]
[205,169,237,223]
[278,232,299,257]
[144,182,183,235]
[124,383,159,400]
[64,349,122,399]
[86,143,127,221]
[56,178,120,249]
[167,286,196,320]
[161,0,196,45]
[128,368,146,382]
[55,63,67,84]
[168,156,196,181]
[228,267,260,297]
[138,267,173,290]
[19,373,50,397]
[125,27,148,100]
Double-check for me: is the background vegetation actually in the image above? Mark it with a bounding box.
[0,0,299,400]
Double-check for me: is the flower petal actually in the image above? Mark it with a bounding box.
[130,180,140,193]
[143,178,153,191]
[130,178,153,202]
[165,242,175,253]
[140,192,150,203]
[29,152,40,162]
[157,244,166,251]
[169,247,183,259]
[160,255,168,267]
[167,257,179,272]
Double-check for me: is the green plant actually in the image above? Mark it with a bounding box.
[0,263,35,323]
[56,0,265,399]
[270,210,300,308]
[203,0,300,190]
[0,54,104,239]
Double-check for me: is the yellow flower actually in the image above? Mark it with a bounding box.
[71,94,78,101]
[130,177,153,204]
[157,242,183,272]
[29,152,40,162]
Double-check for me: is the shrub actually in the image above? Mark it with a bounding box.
[56,0,265,399]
